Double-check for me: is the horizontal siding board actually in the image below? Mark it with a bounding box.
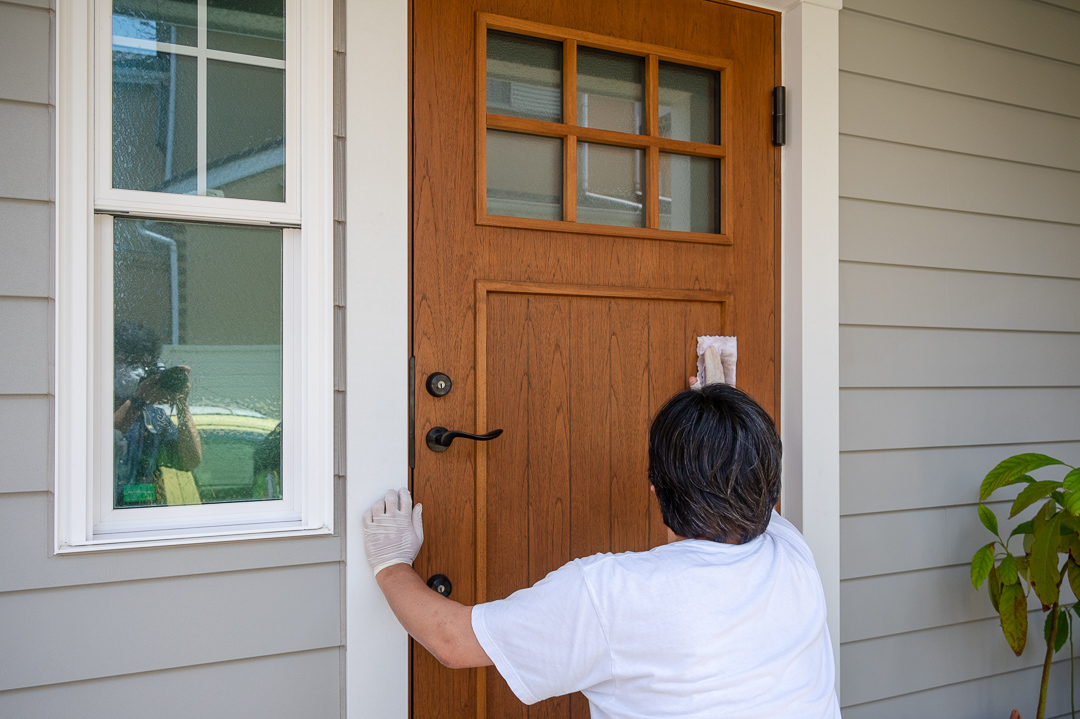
[839,11,1080,117]
[0,493,342,593]
[0,3,51,105]
[841,135,1080,225]
[0,563,342,691]
[0,298,51,394]
[840,501,1012,579]
[840,263,1080,332]
[841,660,1075,719]
[0,101,51,201]
[844,0,1080,65]
[840,387,1080,452]
[1037,0,1080,11]
[840,613,1067,706]
[840,564,1067,642]
[840,73,1080,172]
[840,327,1080,388]
[0,648,342,719]
[841,441,1080,515]
[0,199,51,297]
[839,199,1080,279]
[0,396,50,494]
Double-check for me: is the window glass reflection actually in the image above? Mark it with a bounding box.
[487,30,562,123]
[577,47,644,135]
[577,142,644,227]
[659,153,720,233]
[486,130,563,221]
[112,218,283,507]
[658,62,720,145]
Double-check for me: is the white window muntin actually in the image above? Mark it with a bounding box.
[56,0,334,551]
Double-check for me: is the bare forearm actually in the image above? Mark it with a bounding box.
[175,401,202,470]
[375,564,491,669]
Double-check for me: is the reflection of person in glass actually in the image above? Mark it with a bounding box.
[113,321,202,506]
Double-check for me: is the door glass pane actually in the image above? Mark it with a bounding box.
[487,30,562,123]
[113,0,198,47]
[112,218,283,508]
[577,142,644,227]
[207,0,286,60]
[659,153,719,233]
[658,62,720,145]
[113,48,198,193]
[207,60,285,201]
[577,47,644,135]
[486,130,562,221]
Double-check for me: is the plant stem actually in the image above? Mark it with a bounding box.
[1039,603,1060,719]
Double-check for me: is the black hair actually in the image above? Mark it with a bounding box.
[648,383,782,543]
[114,320,162,364]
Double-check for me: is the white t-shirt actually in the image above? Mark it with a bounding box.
[472,511,840,719]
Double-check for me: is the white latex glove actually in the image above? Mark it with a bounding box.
[363,487,424,575]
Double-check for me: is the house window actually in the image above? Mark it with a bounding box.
[478,15,731,245]
[56,0,334,549]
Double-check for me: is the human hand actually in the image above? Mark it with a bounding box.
[114,399,134,431]
[363,488,424,575]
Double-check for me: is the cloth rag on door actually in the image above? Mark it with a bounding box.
[690,335,737,389]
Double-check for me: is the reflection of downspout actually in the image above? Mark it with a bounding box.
[136,226,180,346]
[164,26,177,179]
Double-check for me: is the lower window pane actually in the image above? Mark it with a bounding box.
[577,142,644,228]
[486,129,563,221]
[112,218,283,508]
[659,153,720,234]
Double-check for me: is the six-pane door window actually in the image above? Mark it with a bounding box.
[481,18,729,244]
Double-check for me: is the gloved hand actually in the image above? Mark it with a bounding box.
[363,487,424,575]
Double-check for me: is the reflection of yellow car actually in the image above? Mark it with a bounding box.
[169,407,281,503]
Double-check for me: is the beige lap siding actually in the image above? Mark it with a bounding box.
[837,1,1080,717]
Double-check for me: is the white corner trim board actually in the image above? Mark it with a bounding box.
[343,0,843,714]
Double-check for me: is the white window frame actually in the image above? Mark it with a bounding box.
[56,0,335,552]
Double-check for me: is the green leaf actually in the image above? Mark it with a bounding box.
[981,454,1067,502]
[1011,481,1063,518]
[1067,560,1080,603]
[1030,512,1064,607]
[979,504,1001,537]
[1063,468,1080,493]
[1047,607,1071,653]
[1065,491,1080,517]
[999,582,1028,656]
[1016,556,1030,584]
[971,542,996,589]
[1055,608,1070,652]
[1070,535,1080,565]
[1010,520,1035,540]
[999,554,1019,585]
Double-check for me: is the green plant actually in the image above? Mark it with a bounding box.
[972,453,1080,719]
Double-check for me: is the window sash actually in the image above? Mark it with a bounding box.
[56,0,334,551]
[93,0,303,223]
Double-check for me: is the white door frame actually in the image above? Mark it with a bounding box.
[344,0,842,714]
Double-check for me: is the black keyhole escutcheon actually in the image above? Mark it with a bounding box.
[426,373,452,397]
[427,573,452,597]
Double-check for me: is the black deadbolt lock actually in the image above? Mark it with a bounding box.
[426,372,453,397]
[427,573,452,598]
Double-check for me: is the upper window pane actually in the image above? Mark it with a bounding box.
[208,0,285,60]
[113,218,283,508]
[113,0,198,47]
[113,49,198,193]
[111,1,287,201]
[207,60,285,202]
[658,61,720,145]
[577,47,643,135]
[486,30,562,123]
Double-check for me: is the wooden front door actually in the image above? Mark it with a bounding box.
[411,1,779,716]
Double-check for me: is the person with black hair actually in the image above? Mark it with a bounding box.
[113,320,202,506]
[364,383,839,718]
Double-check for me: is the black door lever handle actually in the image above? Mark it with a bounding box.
[426,426,504,453]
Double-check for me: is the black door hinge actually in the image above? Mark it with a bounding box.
[773,86,786,146]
